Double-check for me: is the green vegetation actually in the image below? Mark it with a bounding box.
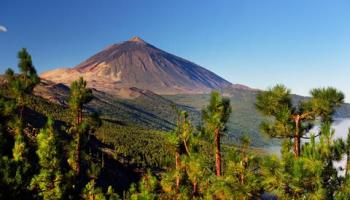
[164,91,270,147]
[94,121,174,168]
[1,49,350,199]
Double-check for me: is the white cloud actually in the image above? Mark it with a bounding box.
[0,25,7,32]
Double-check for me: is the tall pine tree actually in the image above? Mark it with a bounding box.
[5,48,39,120]
[255,85,344,157]
[67,77,92,175]
[202,91,231,176]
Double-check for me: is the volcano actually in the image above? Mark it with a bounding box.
[41,36,233,95]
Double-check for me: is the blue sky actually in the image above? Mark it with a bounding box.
[1,0,350,101]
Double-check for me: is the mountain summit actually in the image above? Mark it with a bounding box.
[41,37,232,95]
[129,36,146,43]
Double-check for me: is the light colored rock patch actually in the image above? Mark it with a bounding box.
[92,62,122,82]
[113,71,122,81]
[40,68,81,84]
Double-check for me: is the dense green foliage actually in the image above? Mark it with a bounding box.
[94,121,174,168]
[30,118,64,200]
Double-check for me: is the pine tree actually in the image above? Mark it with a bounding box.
[0,96,29,198]
[30,118,64,200]
[82,179,106,200]
[262,123,347,199]
[12,122,27,162]
[172,109,192,191]
[68,77,93,177]
[0,49,40,198]
[106,186,120,200]
[345,129,350,177]
[333,128,350,199]
[129,170,157,200]
[255,85,344,157]
[202,91,231,176]
[184,153,208,197]
[69,77,93,126]
[5,48,39,120]
[309,87,345,123]
[161,109,214,199]
[0,97,16,156]
[4,49,40,190]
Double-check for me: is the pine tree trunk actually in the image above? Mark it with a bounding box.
[183,140,190,156]
[215,128,221,176]
[80,107,83,124]
[102,153,105,168]
[79,107,82,125]
[77,133,81,176]
[346,148,350,177]
[89,192,94,200]
[293,116,301,157]
[175,151,181,191]
[240,171,244,185]
[192,180,197,196]
[77,107,82,125]
[293,134,300,157]
[76,109,80,125]
[20,105,24,121]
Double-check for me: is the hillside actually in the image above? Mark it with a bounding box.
[32,79,350,148]
[34,80,198,131]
